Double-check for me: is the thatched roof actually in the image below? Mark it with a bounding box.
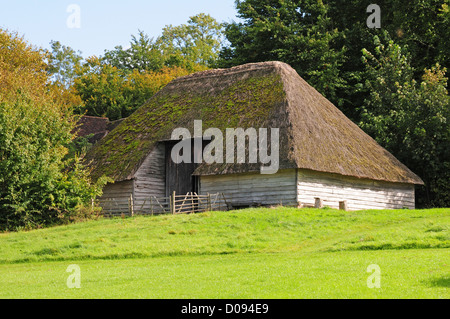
[84,61,423,185]
[74,116,126,145]
[74,116,108,137]
[73,116,109,144]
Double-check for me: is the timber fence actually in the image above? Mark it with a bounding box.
[98,192,231,217]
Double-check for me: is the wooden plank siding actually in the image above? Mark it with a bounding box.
[98,180,134,214]
[199,169,298,208]
[98,146,416,214]
[297,169,415,210]
[133,143,166,213]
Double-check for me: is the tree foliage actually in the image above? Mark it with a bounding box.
[0,30,49,104]
[103,31,165,73]
[0,29,107,231]
[218,0,346,104]
[360,33,450,207]
[103,14,224,73]
[46,40,85,113]
[47,40,83,88]
[158,13,224,69]
[71,13,222,121]
[325,0,450,119]
[73,57,202,120]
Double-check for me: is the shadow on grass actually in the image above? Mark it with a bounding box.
[3,249,243,264]
[428,276,450,288]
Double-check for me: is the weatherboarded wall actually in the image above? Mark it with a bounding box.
[199,169,298,208]
[297,169,415,210]
[133,143,166,212]
[98,180,134,214]
[98,144,166,214]
[98,156,415,214]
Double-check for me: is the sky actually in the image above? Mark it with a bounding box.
[0,0,240,58]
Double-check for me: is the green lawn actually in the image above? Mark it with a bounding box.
[0,207,448,299]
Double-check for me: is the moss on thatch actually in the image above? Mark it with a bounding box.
[84,61,423,185]
[84,63,288,181]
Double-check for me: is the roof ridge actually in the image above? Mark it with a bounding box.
[172,61,287,83]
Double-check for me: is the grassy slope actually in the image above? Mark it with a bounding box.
[0,207,448,298]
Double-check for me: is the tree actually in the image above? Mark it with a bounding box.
[73,56,197,120]
[158,13,224,69]
[326,0,450,120]
[103,14,224,73]
[103,30,165,73]
[47,40,84,88]
[218,0,346,105]
[436,3,450,67]
[0,29,48,104]
[0,29,106,231]
[73,56,131,120]
[46,40,85,114]
[219,1,450,122]
[360,33,450,207]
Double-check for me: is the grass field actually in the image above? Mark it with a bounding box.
[0,207,448,299]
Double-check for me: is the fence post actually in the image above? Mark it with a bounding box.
[129,194,134,217]
[150,197,154,215]
[207,193,211,212]
[171,191,176,214]
[339,201,348,211]
[314,197,323,209]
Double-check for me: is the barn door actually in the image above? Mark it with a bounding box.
[165,139,203,197]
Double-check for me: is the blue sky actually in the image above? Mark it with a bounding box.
[0,0,240,58]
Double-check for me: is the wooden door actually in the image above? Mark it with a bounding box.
[165,139,202,196]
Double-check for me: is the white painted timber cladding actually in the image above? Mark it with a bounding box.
[133,143,166,212]
[199,169,298,207]
[297,170,415,210]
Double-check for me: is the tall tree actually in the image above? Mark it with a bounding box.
[220,0,450,121]
[158,13,224,69]
[46,40,85,113]
[360,33,450,207]
[326,0,450,120]
[103,30,164,73]
[0,29,106,231]
[47,40,83,88]
[73,56,196,120]
[103,14,224,73]
[218,0,346,105]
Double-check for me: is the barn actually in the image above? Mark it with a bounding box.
[83,61,424,213]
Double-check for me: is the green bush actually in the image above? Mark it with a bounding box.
[0,94,107,231]
[0,29,108,231]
